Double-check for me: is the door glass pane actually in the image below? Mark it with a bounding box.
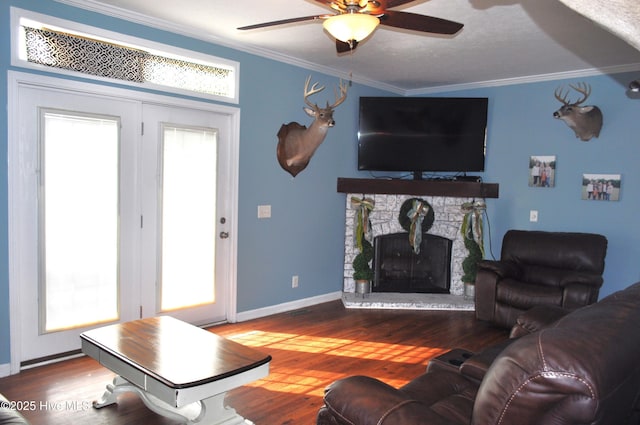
[42,112,119,332]
[160,125,217,311]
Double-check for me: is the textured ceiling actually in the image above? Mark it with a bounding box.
[59,0,640,93]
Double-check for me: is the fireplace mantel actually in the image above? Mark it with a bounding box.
[337,178,499,198]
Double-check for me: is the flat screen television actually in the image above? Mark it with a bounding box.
[358,97,488,179]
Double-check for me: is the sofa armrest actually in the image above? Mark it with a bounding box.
[474,267,498,322]
[459,339,513,382]
[475,260,524,323]
[477,260,522,279]
[319,376,454,425]
[509,304,571,338]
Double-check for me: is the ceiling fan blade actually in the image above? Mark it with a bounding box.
[379,10,463,35]
[336,39,359,53]
[237,15,331,30]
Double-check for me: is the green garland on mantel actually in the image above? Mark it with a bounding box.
[460,201,486,283]
[461,219,483,283]
[351,196,375,282]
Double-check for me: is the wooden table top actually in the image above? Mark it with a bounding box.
[80,316,271,389]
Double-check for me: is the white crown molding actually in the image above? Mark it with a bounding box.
[54,0,640,96]
[406,62,640,95]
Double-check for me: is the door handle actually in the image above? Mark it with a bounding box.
[219,231,229,239]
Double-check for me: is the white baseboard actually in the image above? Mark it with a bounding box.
[0,363,11,378]
[235,291,342,322]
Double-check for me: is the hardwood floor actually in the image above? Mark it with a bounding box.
[0,300,508,425]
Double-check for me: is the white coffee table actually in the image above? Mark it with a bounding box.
[81,316,271,424]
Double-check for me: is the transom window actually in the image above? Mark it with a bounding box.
[11,7,239,103]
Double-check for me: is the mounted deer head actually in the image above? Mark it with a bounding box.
[553,82,603,141]
[277,76,348,177]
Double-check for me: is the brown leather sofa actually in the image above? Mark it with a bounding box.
[475,230,607,328]
[317,281,640,425]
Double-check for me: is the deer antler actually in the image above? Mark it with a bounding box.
[554,87,571,105]
[328,79,348,109]
[554,83,591,106]
[568,82,591,105]
[303,76,326,108]
[303,76,348,110]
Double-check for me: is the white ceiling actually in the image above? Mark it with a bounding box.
[59,0,640,94]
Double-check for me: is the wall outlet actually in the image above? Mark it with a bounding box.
[291,275,299,288]
[530,210,539,222]
[257,205,271,218]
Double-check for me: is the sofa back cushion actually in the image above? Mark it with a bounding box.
[501,230,607,274]
[472,281,640,425]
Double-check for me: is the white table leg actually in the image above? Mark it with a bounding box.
[93,375,129,408]
[93,375,254,424]
[195,393,252,425]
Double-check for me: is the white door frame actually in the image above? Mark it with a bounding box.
[7,70,240,374]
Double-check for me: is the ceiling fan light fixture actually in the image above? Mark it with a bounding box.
[323,13,379,43]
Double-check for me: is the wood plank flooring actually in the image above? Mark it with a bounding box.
[0,300,508,425]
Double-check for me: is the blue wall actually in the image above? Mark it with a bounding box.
[236,64,388,311]
[442,75,640,298]
[1,0,639,367]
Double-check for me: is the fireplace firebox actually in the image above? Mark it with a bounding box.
[373,232,452,294]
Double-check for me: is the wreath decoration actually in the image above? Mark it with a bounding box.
[398,198,434,254]
[398,198,434,233]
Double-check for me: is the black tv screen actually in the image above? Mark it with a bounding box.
[358,97,488,176]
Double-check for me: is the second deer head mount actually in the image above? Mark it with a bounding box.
[277,76,348,177]
[553,82,603,142]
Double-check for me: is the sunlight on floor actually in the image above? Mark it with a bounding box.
[227,330,445,396]
[243,368,341,396]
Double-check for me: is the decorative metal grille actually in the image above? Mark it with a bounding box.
[25,27,145,82]
[24,27,234,98]
[142,54,232,97]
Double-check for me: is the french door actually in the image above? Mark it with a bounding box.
[139,104,232,326]
[10,74,237,365]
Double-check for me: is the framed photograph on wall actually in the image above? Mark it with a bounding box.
[581,174,621,201]
[529,155,556,188]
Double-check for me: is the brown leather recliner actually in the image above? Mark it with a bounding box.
[474,230,607,328]
[316,281,640,425]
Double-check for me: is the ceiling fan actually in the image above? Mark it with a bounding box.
[237,0,464,53]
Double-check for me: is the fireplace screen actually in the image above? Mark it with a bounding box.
[373,233,452,293]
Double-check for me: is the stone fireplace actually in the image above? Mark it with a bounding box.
[343,193,472,294]
[337,178,498,310]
